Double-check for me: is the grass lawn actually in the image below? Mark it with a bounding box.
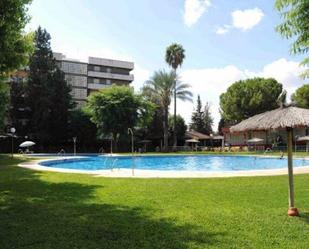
[0,155,309,249]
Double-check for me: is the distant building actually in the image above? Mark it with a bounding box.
[54,53,134,107]
[7,53,134,133]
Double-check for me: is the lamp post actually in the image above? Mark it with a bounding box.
[10,127,16,158]
[73,137,77,156]
[128,128,134,176]
[210,133,213,150]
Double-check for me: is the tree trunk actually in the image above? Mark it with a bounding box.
[286,127,300,216]
[173,68,177,148]
[287,127,295,208]
[163,107,169,152]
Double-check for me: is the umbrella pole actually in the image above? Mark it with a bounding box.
[287,127,299,216]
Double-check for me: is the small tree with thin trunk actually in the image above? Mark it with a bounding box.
[86,85,154,152]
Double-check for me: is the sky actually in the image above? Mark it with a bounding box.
[27,0,307,130]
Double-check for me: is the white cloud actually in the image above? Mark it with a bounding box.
[178,58,305,130]
[183,0,211,27]
[215,25,230,35]
[216,7,264,35]
[232,7,264,31]
[132,65,151,92]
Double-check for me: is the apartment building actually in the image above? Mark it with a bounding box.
[54,53,134,107]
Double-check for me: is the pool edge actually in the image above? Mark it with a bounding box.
[18,156,309,178]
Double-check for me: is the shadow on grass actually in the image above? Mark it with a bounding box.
[300,212,309,224]
[0,159,225,249]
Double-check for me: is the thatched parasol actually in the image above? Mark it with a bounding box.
[231,106,309,216]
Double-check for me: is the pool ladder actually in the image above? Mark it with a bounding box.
[57,149,66,157]
[103,157,118,171]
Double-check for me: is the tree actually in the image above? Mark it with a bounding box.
[0,0,33,74]
[168,115,187,145]
[9,76,28,136]
[0,82,9,132]
[291,84,309,108]
[190,95,204,132]
[217,118,226,135]
[190,96,213,135]
[202,102,213,135]
[275,0,309,78]
[165,43,186,147]
[140,89,164,143]
[143,70,192,151]
[86,85,154,152]
[0,0,32,132]
[68,109,98,151]
[26,27,73,146]
[220,78,283,123]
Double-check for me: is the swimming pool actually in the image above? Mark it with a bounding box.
[39,155,309,172]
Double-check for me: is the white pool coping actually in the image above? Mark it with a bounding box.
[18,155,309,178]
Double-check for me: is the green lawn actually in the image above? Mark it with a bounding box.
[0,155,309,249]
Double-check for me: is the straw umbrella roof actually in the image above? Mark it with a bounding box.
[185,139,199,143]
[231,106,309,132]
[186,130,211,139]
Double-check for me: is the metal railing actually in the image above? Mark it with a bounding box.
[57,149,66,156]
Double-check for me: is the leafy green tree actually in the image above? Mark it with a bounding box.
[190,96,213,135]
[220,78,283,123]
[68,109,98,151]
[275,0,309,78]
[139,89,164,144]
[0,82,9,132]
[9,76,28,136]
[165,43,186,146]
[168,115,187,145]
[86,85,154,152]
[190,95,204,132]
[202,102,213,135]
[143,70,192,151]
[217,118,226,135]
[0,0,33,74]
[0,0,32,132]
[292,84,309,108]
[26,27,73,146]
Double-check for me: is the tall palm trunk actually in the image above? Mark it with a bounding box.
[173,68,177,148]
[163,106,169,152]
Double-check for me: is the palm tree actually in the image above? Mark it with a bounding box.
[143,70,192,151]
[165,43,185,148]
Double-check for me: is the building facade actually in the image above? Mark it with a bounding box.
[54,53,134,107]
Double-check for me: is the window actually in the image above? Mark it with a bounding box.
[94,66,101,72]
[65,75,87,87]
[71,88,87,99]
[61,61,87,75]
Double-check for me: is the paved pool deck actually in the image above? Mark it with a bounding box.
[18,156,309,178]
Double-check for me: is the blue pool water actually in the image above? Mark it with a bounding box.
[40,155,308,172]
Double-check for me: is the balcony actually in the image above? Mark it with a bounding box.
[88,71,134,82]
[89,57,134,70]
[87,83,111,90]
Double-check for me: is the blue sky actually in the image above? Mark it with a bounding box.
[27,0,306,128]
